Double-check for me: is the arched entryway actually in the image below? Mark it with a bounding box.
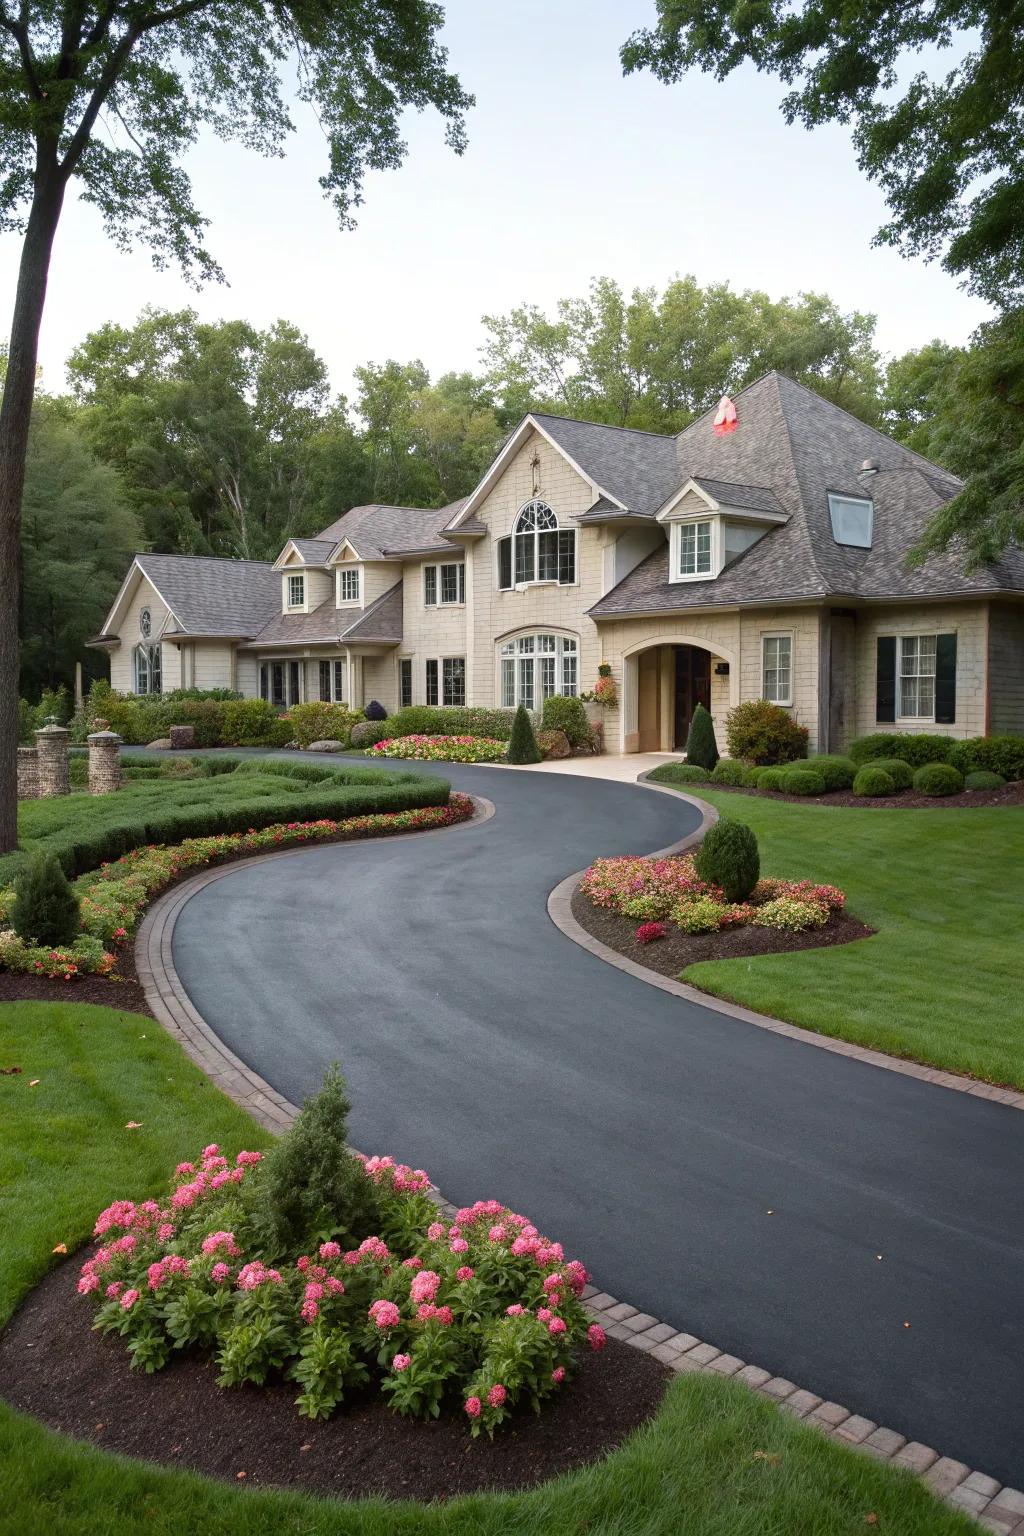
[622,636,739,754]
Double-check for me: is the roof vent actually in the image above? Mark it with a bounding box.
[860,458,879,477]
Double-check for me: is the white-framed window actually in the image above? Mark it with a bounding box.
[424,562,465,606]
[898,634,937,719]
[286,572,305,609]
[318,658,347,703]
[499,633,578,710]
[336,567,361,605]
[133,643,162,695]
[761,634,793,706]
[675,519,715,579]
[424,656,465,706]
[828,492,874,549]
[497,501,576,590]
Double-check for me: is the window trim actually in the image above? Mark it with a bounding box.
[423,561,465,607]
[285,572,306,611]
[670,517,720,583]
[498,631,579,711]
[896,632,938,722]
[336,566,361,606]
[761,632,794,708]
[133,642,162,695]
[317,657,348,703]
[497,501,577,592]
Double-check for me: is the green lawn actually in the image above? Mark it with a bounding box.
[0,1000,972,1536]
[656,781,1024,1089]
[4,759,449,883]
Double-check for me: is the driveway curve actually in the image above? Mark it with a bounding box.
[170,758,1024,1484]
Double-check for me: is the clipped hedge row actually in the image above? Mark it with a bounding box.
[374,705,533,742]
[851,732,1024,781]
[5,761,450,884]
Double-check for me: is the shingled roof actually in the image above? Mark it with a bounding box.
[135,552,279,636]
[314,500,467,560]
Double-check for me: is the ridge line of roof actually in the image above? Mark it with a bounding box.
[529,410,676,442]
[136,551,275,569]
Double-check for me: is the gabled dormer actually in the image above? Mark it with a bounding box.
[273,539,334,613]
[328,538,364,610]
[657,477,788,583]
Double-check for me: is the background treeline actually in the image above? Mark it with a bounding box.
[18,275,1020,698]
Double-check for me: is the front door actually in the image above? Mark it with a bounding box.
[674,646,711,749]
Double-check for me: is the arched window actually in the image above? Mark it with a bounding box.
[133,643,162,695]
[500,633,578,710]
[497,501,576,589]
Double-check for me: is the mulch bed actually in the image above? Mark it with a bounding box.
[0,1257,670,1501]
[0,941,153,1016]
[693,779,1024,810]
[571,885,874,980]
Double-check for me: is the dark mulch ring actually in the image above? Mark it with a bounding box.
[0,941,153,1016]
[0,1257,670,1501]
[572,886,874,980]
[696,778,1024,810]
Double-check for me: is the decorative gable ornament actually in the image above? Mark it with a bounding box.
[712,395,737,435]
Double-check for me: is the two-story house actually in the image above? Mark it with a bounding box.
[91,371,1024,753]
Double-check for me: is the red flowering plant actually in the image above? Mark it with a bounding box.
[76,1138,600,1432]
[634,921,667,944]
[581,854,845,936]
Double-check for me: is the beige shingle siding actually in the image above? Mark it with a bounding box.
[853,602,988,740]
[110,577,182,693]
[401,558,469,704]
[987,602,1024,733]
[467,431,603,706]
[190,642,235,691]
[361,561,402,610]
[362,654,398,714]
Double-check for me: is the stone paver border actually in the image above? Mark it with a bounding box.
[547,784,1024,1115]
[133,779,1017,1528]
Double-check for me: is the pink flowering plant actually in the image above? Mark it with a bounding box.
[76,1073,598,1432]
[581,854,845,936]
[367,735,508,764]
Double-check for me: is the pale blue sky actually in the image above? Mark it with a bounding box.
[2,0,989,400]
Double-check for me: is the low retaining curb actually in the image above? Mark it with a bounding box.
[133,786,1016,1529]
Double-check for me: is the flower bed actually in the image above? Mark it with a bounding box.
[76,1144,601,1435]
[580,854,845,934]
[368,735,508,764]
[0,795,475,979]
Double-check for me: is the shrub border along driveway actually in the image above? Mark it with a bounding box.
[133,783,1021,1529]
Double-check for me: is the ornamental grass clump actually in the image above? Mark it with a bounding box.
[10,852,80,946]
[507,704,542,765]
[684,703,719,771]
[694,818,760,902]
[76,1076,600,1433]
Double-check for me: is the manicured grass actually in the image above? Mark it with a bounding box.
[660,787,1024,1089]
[4,760,449,883]
[0,1000,972,1535]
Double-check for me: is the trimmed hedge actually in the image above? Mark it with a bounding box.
[3,761,450,884]
[754,768,786,791]
[868,758,914,792]
[777,768,827,796]
[853,766,896,797]
[86,691,293,749]
[806,755,857,791]
[287,702,363,750]
[379,705,527,742]
[965,770,1007,790]
[850,732,958,768]
[540,695,592,751]
[913,762,965,797]
[710,758,747,786]
[949,735,1024,783]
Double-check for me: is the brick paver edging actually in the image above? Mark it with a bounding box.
[548,785,1024,1115]
[134,784,1016,1529]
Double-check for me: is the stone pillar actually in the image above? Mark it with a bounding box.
[34,723,70,797]
[17,747,39,800]
[87,731,123,794]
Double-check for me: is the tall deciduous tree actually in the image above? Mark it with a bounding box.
[0,0,471,851]
[621,0,1024,308]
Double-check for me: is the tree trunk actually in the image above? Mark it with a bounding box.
[0,168,66,854]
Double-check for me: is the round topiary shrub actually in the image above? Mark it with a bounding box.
[11,852,81,946]
[868,757,914,792]
[684,702,719,771]
[853,765,896,797]
[663,763,709,783]
[349,720,389,749]
[913,762,965,796]
[964,770,1006,790]
[364,700,388,722]
[710,758,747,786]
[806,755,857,791]
[777,768,827,796]
[694,817,760,902]
[752,767,786,791]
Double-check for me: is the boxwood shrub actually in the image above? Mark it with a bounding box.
[913,762,965,797]
[806,755,857,791]
[949,735,1024,783]
[867,757,914,792]
[379,706,527,742]
[964,770,1007,790]
[650,762,709,785]
[694,818,760,901]
[777,768,827,796]
[850,732,957,768]
[751,767,786,790]
[853,765,896,797]
[710,758,748,786]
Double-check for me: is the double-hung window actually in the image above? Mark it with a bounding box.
[287,573,305,609]
[677,521,713,578]
[500,633,578,710]
[761,635,793,706]
[424,563,465,605]
[497,501,576,590]
[337,567,360,604]
[898,634,936,719]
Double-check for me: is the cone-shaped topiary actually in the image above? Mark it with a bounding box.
[693,817,760,902]
[10,852,80,946]
[248,1064,382,1256]
[684,703,719,770]
[508,703,542,765]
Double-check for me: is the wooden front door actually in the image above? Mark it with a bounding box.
[637,648,662,753]
[674,646,711,750]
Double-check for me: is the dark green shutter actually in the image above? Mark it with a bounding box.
[935,633,957,724]
[876,636,896,722]
[498,537,512,589]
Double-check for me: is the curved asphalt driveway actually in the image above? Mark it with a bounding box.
[171,760,1024,1484]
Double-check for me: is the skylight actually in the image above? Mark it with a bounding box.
[828,492,873,549]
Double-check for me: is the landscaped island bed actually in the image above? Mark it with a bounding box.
[0,1000,974,1532]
